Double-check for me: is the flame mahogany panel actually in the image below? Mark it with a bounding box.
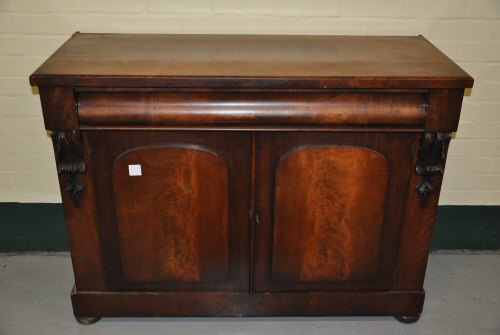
[87,131,252,292]
[272,146,389,282]
[253,132,417,292]
[113,146,229,283]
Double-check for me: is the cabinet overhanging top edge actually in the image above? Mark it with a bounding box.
[29,75,474,89]
[29,33,474,89]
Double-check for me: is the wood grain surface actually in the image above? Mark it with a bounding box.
[77,91,426,127]
[113,146,229,283]
[30,33,473,89]
[272,146,389,282]
[30,33,471,319]
[253,132,416,292]
[88,131,252,292]
[71,288,424,317]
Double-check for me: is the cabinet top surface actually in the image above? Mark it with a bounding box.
[30,33,473,89]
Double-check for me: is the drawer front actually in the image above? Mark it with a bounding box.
[77,91,426,129]
[253,132,417,292]
[87,131,251,292]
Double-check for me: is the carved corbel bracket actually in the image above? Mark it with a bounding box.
[51,130,86,207]
[415,132,451,206]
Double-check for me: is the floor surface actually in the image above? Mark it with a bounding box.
[0,252,499,335]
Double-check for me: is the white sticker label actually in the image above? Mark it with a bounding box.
[128,164,142,176]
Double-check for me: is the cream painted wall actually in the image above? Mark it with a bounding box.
[0,0,499,204]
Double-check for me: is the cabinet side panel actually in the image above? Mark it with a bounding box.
[272,146,389,282]
[394,134,449,290]
[55,133,106,291]
[113,146,230,283]
[394,177,444,290]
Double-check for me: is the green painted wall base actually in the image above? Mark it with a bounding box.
[0,203,499,251]
[433,205,500,250]
[0,203,68,251]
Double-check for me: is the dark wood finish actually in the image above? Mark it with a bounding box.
[30,33,473,321]
[272,145,389,283]
[51,132,106,291]
[77,91,426,128]
[51,130,86,207]
[253,132,415,292]
[39,86,78,130]
[30,34,473,89]
[71,287,424,317]
[87,131,251,292]
[393,134,451,291]
[426,89,466,132]
[415,133,452,204]
[113,146,229,284]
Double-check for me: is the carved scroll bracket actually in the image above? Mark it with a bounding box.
[415,132,451,206]
[51,130,86,207]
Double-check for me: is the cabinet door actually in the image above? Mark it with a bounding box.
[253,132,417,292]
[87,131,251,291]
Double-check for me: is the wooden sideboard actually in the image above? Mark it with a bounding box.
[30,33,473,324]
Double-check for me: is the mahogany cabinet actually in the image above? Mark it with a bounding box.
[30,33,473,324]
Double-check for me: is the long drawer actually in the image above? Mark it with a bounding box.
[77,91,426,128]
